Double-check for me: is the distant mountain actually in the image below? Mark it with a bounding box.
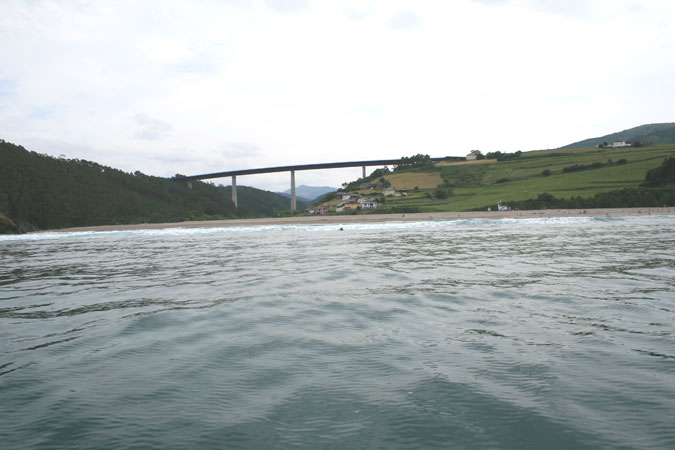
[563,123,675,149]
[280,185,336,202]
[0,140,292,233]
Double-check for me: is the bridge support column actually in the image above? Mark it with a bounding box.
[362,166,366,179]
[290,170,296,212]
[232,176,238,209]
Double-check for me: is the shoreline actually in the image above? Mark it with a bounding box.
[42,207,675,233]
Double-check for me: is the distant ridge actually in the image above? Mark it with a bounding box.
[563,123,675,149]
[280,185,336,202]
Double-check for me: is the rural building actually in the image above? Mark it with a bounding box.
[466,150,482,160]
[383,187,397,196]
[358,197,378,209]
[609,141,631,148]
[336,201,360,213]
[341,193,362,201]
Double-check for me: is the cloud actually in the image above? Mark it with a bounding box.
[0,79,16,98]
[133,114,172,140]
[28,107,54,120]
[343,5,375,21]
[470,0,594,18]
[386,10,421,30]
[264,0,310,14]
[223,141,263,159]
[470,0,510,5]
[2,0,674,193]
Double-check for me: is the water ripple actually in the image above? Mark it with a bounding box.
[1,216,674,448]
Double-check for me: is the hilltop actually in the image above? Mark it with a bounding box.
[563,123,675,149]
[0,140,293,233]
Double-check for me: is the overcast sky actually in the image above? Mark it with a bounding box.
[2,0,674,191]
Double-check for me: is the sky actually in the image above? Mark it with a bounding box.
[1,0,674,192]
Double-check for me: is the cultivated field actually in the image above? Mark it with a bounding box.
[376,144,675,212]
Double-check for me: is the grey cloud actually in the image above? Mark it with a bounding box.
[386,10,421,30]
[133,114,172,140]
[264,0,310,14]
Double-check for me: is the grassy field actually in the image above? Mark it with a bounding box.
[367,144,675,212]
[386,172,444,190]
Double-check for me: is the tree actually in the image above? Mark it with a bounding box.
[469,150,484,160]
[395,154,435,171]
[642,157,675,187]
[434,188,451,199]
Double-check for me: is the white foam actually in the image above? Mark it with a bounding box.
[2,214,664,243]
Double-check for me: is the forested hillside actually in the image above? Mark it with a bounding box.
[0,140,292,233]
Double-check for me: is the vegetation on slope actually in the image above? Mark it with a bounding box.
[322,144,675,214]
[563,123,675,149]
[0,140,292,233]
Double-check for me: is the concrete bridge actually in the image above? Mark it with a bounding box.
[175,158,446,211]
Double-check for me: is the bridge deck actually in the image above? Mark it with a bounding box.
[174,158,446,182]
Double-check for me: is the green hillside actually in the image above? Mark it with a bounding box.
[0,140,293,233]
[325,144,675,213]
[563,123,675,148]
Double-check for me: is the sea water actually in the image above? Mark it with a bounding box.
[1,216,674,449]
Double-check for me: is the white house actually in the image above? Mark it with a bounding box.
[358,197,378,209]
[609,141,631,148]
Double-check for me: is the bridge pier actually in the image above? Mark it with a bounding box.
[290,170,296,211]
[232,175,238,209]
[177,158,445,212]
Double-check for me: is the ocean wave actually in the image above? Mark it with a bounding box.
[2,214,671,243]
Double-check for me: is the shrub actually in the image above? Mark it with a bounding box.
[434,188,451,199]
[563,162,607,173]
[542,169,551,176]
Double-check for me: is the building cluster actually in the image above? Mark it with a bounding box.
[306,191,404,215]
[305,183,412,215]
[335,193,378,213]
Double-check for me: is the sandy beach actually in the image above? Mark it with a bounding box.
[46,207,675,233]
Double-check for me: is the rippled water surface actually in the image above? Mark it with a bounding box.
[1,216,674,449]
